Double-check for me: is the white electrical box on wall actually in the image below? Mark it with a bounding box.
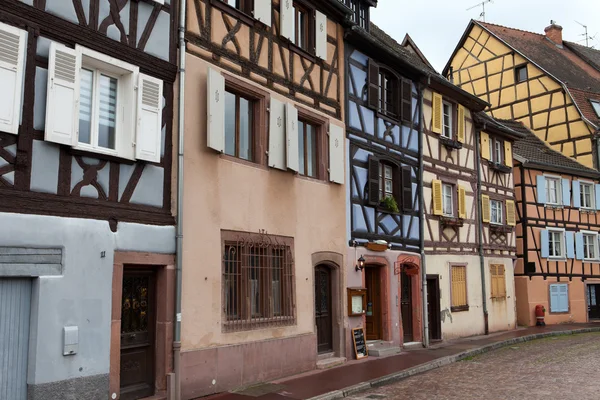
[63,326,78,356]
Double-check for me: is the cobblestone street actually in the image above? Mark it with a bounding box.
[347,332,600,400]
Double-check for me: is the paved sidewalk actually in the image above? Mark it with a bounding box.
[199,323,600,400]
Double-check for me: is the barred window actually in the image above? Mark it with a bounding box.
[222,231,295,332]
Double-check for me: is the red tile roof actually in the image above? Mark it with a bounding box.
[569,88,600,126]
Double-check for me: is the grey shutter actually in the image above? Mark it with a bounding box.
[368,155,380,206]
[401,166,413,211]
[401,79,412,123]
[254,0,272,27]
[367,59,379,110]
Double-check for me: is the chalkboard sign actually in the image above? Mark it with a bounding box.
[352,327,368,359]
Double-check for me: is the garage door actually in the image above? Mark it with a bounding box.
[0,279,31,400]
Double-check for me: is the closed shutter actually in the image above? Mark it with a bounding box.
[496,265,506,297]
[401,166,413,211]
[458,186,466,219]
[135,74,163,162]
[367,60,379,110]
[401,79,412,124]
[254,0,272,27]
[490,265,498,298]
[558,284,569,312]
[549,284,560,312]
[480,131,490,160]
[329,123,344,184]
[368,155,380,206]
[431,92,442,134]
[315,11,327,60]
[432,179,443,215]
[566,231,575,259]
[536,175,547,204]
[481,194,490,223]
[456,105,465,143]
[268,97,286,170]
[504,140,512,167]
[540,230,549,258]
[285,102,299,172]
[451,266,467,307]
[45,42,81,146]
[562,179,571,206]
[572,181,581,208]
[280,0,294,41]
[506,200,516,226]
[207,67,225,153]
[575,232,584,260]
[0,23,26,135]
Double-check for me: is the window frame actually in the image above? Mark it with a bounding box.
[490,199,503,225]
[378,69,398,120]
[296,107,328,181]
[442,101,453,139]
[548,228,565,259]
[442,182,454,217]
[580,181,596,209]
[450,263,469,312]
[291,1,314,53]
[545,176,562,206]
[224,89,256,161]
[488,136,504,164]
[582,230,599,261]
[515,64,528,83]
[591,100,600,118]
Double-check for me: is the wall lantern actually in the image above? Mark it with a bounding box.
[355,255,365,272]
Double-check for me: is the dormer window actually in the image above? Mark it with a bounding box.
[591,100,600,118]
[442,101,453,139]
[345,0,369,29]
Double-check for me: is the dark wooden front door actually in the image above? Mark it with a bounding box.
[588,284,600,320]
[120,270,156,400]
[401,271,413,342]
[315,266,333,353]
[427,275,441,341]
[365,267,382,340]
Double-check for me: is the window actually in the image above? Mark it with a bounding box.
[292,2,312,51]
[224,89,254,161]
[442,102,453,139]
[222,231,295,331]
[368,156,413,212]
[488,137,504,164]
[490,199,503,225]
[451,265,468,311]
[591,100,600,118]
[225,0,253,13]
[490,265,506,298]
[515,65,528,83]
[442,183,453,216]
[298,118,317,178]
[378,70,397,118]
[379,163,394,201]
[358,4,368,28]
[548,229,565,258]
[580,182,595,209]
[549,284,569,313]
[78,69,118,151]
[583,232,598,260]
[546,177,561,205]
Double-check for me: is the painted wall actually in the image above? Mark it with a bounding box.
[485,256,517,332]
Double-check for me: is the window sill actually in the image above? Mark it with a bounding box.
[288,42,317,64]
[488,161,512,173]
[440,216,464,227]
[440,137,463,150]
[580,208,597,214]
[544,204,564,210]
[451,305,469,313]
[547,257,566,261]
[223,316,296,333]
[489,224,513,233]
[69,147,136,165]
[210,0,256,26]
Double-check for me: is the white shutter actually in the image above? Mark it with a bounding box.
[207,67,225,153]
[329,123,344,184]
[135,73,163,162]
[280,0,294,41]
[285,102,298,172]
[254,0,272,27]
[268,97,286,170]
[315,11,328,60]
[45,42,80,146]
[0,23,26,135]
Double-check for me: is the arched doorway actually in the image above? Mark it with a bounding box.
[315,265,333,353]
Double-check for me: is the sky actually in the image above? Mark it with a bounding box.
[371,0,600,73]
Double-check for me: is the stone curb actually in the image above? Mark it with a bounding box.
[307,327,600,400]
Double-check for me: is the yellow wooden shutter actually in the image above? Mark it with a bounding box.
[458,186,467,219]
[457,105,465,143]
[451,266,467,307]
[481,194,490,223]
[480,131,490,160]
[432,92,443,134]
[432,179,443,215]
[506,200,516,226]
[504,141,512,167]
[490,265,497,297]
[499,265,506,297]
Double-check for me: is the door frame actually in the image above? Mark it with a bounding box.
[365,266,383,340]
[426,274,442,341]
[110,252,176,400]
[360,256,392,343]
[312,252,343,357]
[315,265,333,354]
[586,281,600,321]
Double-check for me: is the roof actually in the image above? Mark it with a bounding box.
[401,34,436,72]
[568,87,600,127]
[474,112,527,140]
[512,121,600,178]
[564,41,600,73]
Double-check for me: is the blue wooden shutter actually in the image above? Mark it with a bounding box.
[566,231,575,259]
[575,232,584,260]
[559,285,569,312]
[595,184,600,211]
[536,175,546,204]
[562,179,570,206]
[540,230,549,258]
[550,285,560,312]
[572,181,581,208]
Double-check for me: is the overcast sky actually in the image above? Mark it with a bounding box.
[371,0,600,73]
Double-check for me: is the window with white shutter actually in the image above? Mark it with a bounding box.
[268,97,286,170]
[285,102,299,172]
[329,123,344,184]
[0,22,26,135]
[207,67,226,153]
[136,74,163,163]
[315,11,327,60]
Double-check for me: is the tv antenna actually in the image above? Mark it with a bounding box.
[467,0,493,22]
[575,21,597,48]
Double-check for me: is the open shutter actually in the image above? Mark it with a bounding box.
[480,131,490,160]
[559,285,569,312]
[504,141,512,167]
[329,123,344,184]
[0,23,26,135]
[481,194,490,223]
[207,67,225,153]
[595,184,600,211]
[401,79,412,124]
[431,92,443,134]
[368,155,380,206]
[536,175,547,204]
[285,102,299,172]
[540,230,549,258]
[268,97,286,170]
[572,181,581,208]
[401,166,413,211]
[315,11,327,60]
[432,179,443,216]
[135,74,163,162]
[254,0,272,27]
[506,200,516,226]
[458,186,466,219]
[457,105,465,143]
[280,0,294,41]
[562,179,571,206]
[566,231,575,259]
[45,43,80,146]
[367,60,379,110]
[575,232,584,260]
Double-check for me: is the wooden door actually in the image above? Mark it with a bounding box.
[427,276,441,341]
[120,270,156,400]
[365,267,382,340]
[400,271,413,342]
[315,266,333,354]
[588,284,600,320]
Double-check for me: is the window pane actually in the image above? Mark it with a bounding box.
[298,121,305,175]
[239,97,252,161]
[306,123,316,177]
[384,165,392,179]
[78,69,94,145]
[98,74,117,150]
[224,91,236,157]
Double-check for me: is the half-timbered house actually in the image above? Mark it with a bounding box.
[181,0,348,397]
[514,123,600,325]
[0,0,177,399]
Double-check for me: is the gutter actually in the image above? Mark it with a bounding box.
[417,83,429,348]
[476,121,489,335]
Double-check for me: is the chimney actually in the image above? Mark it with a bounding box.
[544,21,563,46]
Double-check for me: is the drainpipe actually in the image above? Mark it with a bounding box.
[418,82,429,348]
[476,121,489,335]
[174,0,187,397]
